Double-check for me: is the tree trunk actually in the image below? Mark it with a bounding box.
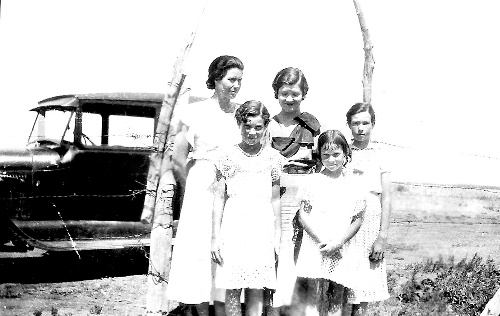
[353,0,375,104]
[142,2,207,313]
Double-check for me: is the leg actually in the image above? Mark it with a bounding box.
[350,303,368,316]
[340,288,351,316]
[245,289,264,316]
[195,302,210,316]
[214,300,227,316]
[226,289,243,316]
[289,277,309,316]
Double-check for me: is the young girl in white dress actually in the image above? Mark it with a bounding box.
[344,103,391,315]
[211,100,284,316]
[293,130,366,316]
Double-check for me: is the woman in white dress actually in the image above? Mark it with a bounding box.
[166,55,244,316]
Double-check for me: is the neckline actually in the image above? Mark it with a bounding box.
[213,96,236,114]
[237,143,264,157]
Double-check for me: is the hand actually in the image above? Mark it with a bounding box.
[274,234,281,257]
[319,241,342,257]
[369,236,386,261]
[211,239,223,266]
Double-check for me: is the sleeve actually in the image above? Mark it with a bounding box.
[296,176,312,204]
[351,196,366,223]
[209,154,234,197]
[217,154,236,179]
[210,167,226,198]
[270,153,285,182]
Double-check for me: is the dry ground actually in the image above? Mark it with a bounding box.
[1,182,499,316]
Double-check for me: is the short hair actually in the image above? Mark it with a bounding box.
[271,67,309,99]
[235,100,271,127]
[346,102,376,126]
[206,55,244,90]
[317,130,352,167]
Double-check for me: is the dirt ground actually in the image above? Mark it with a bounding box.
[1,182,499,316]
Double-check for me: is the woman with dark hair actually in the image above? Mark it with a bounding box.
[166,55,244,316]
[266,67,321,312]
[268,67,320,169]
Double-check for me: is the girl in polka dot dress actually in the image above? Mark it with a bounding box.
[211,100,284,316]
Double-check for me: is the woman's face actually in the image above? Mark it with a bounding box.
[320,144,345,172]
[239,116,266,146]
[277,83,303,114]
[349,111,374,143]
[215,67,243,100]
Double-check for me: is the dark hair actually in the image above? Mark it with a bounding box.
[206,55,244,89]
[235,100,271,127]
[346,102,376,126]
[271,67,309,99]
[317,130,352,167]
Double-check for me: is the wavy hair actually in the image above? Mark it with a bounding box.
[206,55,244,89]
[235,100,271,127]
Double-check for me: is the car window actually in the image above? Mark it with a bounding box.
[108,115,155,148]
[81,112,102,145]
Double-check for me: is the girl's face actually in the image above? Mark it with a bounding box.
[215,67,243,100]
[320,144,345,172]
[349,111,374,143]
[240,116,266,146]
[277,83,303,114]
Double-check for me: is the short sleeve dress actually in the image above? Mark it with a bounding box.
[166,98,241,304]
[294,171,366,292]
[214,144,284,290]
[347,142,390,303]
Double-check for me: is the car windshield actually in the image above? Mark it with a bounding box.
[28,107,156,148]
[28,109,76,144]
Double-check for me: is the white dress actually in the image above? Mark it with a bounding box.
[295,171,366,292]
[347,143,390,303]
[166,98,241,304]
[214,144,284,290]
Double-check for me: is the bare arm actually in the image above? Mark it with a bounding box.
[370,171,392,260]
[211,171,226,266]
[271,179,282,254]
[319,208,364,255]
[298,200,323,244]
[170,123,191,185]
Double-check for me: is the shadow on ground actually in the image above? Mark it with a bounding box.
[0,247,149,284]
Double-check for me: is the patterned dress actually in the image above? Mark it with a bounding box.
[214,144,284,290]
[294,171,366,292]
[347,143,390,303]
[166,98,241,304]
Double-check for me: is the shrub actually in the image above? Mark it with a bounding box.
[396,254,500,315]
[89,305,103,315]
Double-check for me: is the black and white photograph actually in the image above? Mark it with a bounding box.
[1,1,499,315]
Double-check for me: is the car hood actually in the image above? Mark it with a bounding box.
[0,147,60,171]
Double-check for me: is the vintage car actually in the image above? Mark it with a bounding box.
[0,92,188,252]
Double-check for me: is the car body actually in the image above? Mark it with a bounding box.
[0,92,189,252]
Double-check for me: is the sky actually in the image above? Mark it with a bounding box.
[1,0,500,186]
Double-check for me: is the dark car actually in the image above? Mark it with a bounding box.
[0,92,187,252]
